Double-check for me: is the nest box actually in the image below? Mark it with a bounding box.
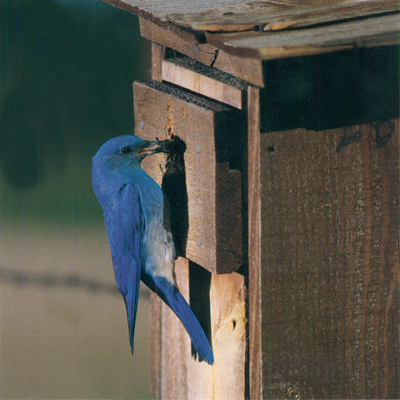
[103,0,399,398]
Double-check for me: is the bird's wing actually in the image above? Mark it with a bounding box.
[104,183,143,353]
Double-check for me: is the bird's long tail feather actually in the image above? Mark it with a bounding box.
[141,273,214,365]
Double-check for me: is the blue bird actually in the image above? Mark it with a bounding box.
[92,135,214,364]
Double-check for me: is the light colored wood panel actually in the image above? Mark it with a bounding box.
[140,18,264,87]
[207,14,400,60]
[261,120,400,399]
[149,292,162,398]
[162,58,243,109]
[247,85,263,400]
[152,257,246,399]
[134,80,243,274]
[188,270,246,400]
[160,258,190,399]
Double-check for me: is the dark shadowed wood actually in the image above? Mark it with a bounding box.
[260,120,399,399]
[134,80,243,274]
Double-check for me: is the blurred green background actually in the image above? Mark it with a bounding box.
[0,0,155,398]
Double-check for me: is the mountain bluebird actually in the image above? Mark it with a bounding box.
[92,135,214,364]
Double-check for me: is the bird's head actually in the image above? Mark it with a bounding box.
[93,135,160,177]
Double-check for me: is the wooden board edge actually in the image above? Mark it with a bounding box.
[247,85,263,400]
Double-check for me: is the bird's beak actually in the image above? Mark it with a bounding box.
[137,138,173,156]
[137,140,160,157]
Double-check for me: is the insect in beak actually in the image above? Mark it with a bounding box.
[137,138,175,156]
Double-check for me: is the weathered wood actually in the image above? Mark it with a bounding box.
[151,42,164,82]
[167,0,400,32]
[140,18,216,66]
[160,258,190,399]
[134,80,243,274]
[260,120,400,399]
[102,0,247,27]
[106,0,400,63]
[247,85,263,400]
[149,291,162,398]
[140,17,264,87]
[206,13,400,60]
[212,49,264,88]
[103,0,399,33]
[151,257,246,399]
[161,57,246,109]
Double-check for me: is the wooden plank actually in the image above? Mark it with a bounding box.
[102,0,247,27]
[160,258,190,399]
[260,120,400,399]
[151,42,164,82]
[211,50,264,88]
[162,57,245,109]
[149,292,162,398]
[140,17,264,87]
[134,80,243,274]
[104,0,399,33]
[151,257,246,399]
[167,0,400,32]
[140,18,216,66]
[247,85,263,400]
[206,14,400,60]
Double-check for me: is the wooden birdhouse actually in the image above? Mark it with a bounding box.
[103,0,399,398]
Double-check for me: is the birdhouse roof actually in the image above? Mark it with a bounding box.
[103,0,399,60]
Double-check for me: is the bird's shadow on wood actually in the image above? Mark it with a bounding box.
[161,136,188,258]
[189,260,213,359]
[161,136,213,357]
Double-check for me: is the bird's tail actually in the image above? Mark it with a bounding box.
[141,273,214,365]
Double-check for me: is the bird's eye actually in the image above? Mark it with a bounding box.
[121,146,132,155]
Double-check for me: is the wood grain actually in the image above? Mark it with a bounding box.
[206,13,400,60]
[247,85,263,400]
[151,257,247,399]
[134,80,243,274]
[149,291,162,398]
[102,0,247,27]
[260,120,399,399]
[151,42,164,82]
[106,0,399,62]
[161,57,246,109]
[104,0,399,33]
[167,0,400,32]
[139,18,264,87]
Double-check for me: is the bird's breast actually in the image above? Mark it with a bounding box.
[142,216,175,284]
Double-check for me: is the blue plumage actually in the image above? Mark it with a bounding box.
[92,135,213,365]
